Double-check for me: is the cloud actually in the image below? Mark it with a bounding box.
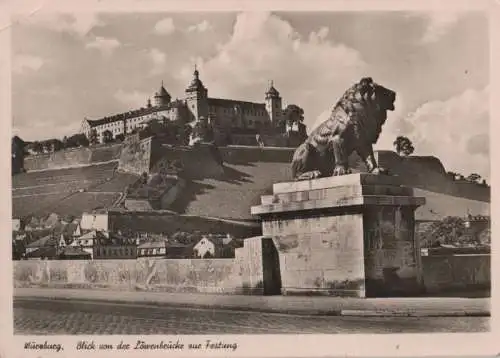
[85,36,121,56]
[154,17,175,35]
[147,48,167,74]
[176,12,366,130]
[12,54,44,74]
[377,86,490,180]
[421,12,462,43]
[114,89,150,109]
[23,12,102,36]
[187,20,213,33]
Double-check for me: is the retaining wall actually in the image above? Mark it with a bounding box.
[24,145,122,172]
[13,239,266,294]
[421,254,490,293]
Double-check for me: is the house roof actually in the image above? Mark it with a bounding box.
[60,246,91,257]
[25,246,57,258]
[86,102,181,128]
[26,235,57,248]
[138,241,166,249]
[208,98,266,110]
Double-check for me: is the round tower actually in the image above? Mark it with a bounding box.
[265,80,282,125]
[154,81,171,107]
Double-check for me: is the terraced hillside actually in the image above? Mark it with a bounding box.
[167,146,490,222]
[12,162,138,218]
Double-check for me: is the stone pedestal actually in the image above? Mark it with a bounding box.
[250,173,426,298]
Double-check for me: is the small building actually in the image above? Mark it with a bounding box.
[165,242,193,259]
[12,218,21,232]
[81,212,109,232]
[25,235,58,255]
[137,241,167,258]
[59,246,92,260]
[24,246,59,260]
[70,230,106,259]
[193,237,216,258]
[93,234,138,260]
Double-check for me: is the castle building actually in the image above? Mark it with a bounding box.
[80,68,288,143]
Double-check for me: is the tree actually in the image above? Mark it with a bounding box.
[32,141,44,154]
[102,130,114,144]
[426,216,466,246]
[115,133,125,142]
[89,129,99,145]
[280,104,305,130]
[466,173,481,183]
[65,133,89,148]
[393,136,414,156]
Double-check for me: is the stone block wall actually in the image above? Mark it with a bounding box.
[23,145,122,172]
[421,254,490,293]
[118,137,153,175]
[262,212,365,296]
[13,254,262,295]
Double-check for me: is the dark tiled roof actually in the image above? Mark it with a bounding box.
[26,236,57,248]
[61,246,91,256]
[138,241,166,249]
[265,85,280,97]
[25,246,58,258]
[208,98,266,110]
[155,85,171,98]
[86,101,184,128]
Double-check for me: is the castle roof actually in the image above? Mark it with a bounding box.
[265,81,280,98]
[208,98,266,110]
[86,101,184,128]
[155,82,171,99]
[186,68,207,93]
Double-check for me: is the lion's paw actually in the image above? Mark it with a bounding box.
[333,166,350,176]
[296,170,322,181]
[371,167,389,175]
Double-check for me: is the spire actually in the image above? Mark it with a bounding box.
[194,64,199,79]
[266,79,280,98]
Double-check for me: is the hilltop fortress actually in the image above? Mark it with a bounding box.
[80,68,299,147]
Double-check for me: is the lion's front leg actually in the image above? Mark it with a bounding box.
[331,136,352,176]
[357,145,388,175]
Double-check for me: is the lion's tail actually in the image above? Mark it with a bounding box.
[291,141,311,179]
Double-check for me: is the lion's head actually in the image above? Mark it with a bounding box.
[337,77,396,143]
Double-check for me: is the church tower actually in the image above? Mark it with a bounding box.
[185,66,208,121]
[265,80,282,125]
[154,81,171,107]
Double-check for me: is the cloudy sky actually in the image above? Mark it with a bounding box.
[12,10,489,179]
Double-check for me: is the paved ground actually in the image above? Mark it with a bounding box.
[15,287,490,317]
[14,297,490,335]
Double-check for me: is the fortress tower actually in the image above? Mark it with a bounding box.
[154,81,171,107]
[185,66,209,121]
[265,80,283,126]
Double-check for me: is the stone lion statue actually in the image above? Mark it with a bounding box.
[291,77,396,181]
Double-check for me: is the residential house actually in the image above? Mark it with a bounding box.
[70,230,106,259]
[24,235,59,259]
[80,212,109,232]
[137,241,167,258]
[59,246,92,260]
[193,235,244,259]
[193,236,216,258]
[93,233,138,259]
[24,217,44,232]
[44,213,61,229]
[165,241,194,259]
[25,235,58,255]
[12,218,21,232]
